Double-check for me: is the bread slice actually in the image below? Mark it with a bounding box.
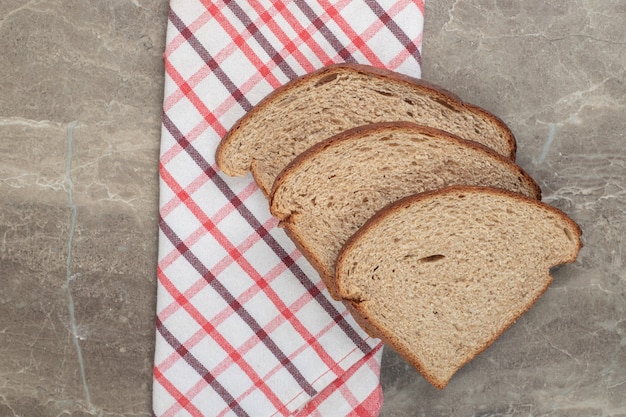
[217,63,517,196]
[270,122,540,300]
[335,186,582,389]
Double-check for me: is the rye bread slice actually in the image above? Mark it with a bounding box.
[335,186,582,389]
[270,122,540,299]
[216,63,517,196]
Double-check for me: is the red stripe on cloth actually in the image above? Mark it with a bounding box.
[200,0,289,84]
[356,385,384,417]
[156,213,277,329]
[316,0,385,67]
[273,2,339,67]
[366,1,422,65]
[156,273,288,414]
[388,32,423,69]
[365,1,423,67]
[293,344,383,417]
[156,247,298,376]
[293,0,356,63]
[164,61,227,137]
[163,8,280,115]
[157,251,328,417]
[415,0,425,14]
[161,112,374,354]
[159,112,212,167]
[154,366,206,417]
[162,64,212,114]
[158,217,318,397]
[159,181,257,259]
[247,1,318,73]
[170,9,256,112]
[161,163,346,377]
[218,0,300,80]
[155,318,251,417]
[163,8,213,58]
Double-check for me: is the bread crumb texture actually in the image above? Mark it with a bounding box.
[270,123,537,298]
[336,186,581,388]
[218,64,515,194]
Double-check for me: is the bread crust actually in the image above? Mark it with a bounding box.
[279,222,340,299]
[335,186,583,388]
[216,63,518,181]
[337,186,582,273]
[341,300,382,339]
[347,275,553,389]
[269,123,542,299]
[269,121,540,204]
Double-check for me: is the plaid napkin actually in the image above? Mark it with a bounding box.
[152,1,424,416]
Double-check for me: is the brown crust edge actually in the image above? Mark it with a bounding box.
[216,63,518,176]
[269,121,539,204]
[280,222,342,300]
[269,122,542,299]
[337,185,582,278]
[336,185,583,388]
[348,273,554,389]
[250,160,272,198]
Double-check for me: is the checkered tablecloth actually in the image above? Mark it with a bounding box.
[152,1,424,416]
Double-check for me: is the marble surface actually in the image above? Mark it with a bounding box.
[0,1,624,416]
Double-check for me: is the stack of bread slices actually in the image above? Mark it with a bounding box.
[216,64,582,389]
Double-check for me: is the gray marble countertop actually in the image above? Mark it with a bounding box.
[1,1,624,416]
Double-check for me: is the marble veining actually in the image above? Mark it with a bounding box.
[63,119,95,412]
[1,0,624,416]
